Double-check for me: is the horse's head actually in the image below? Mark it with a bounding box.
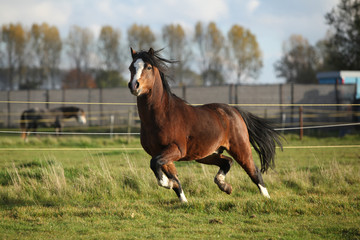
[128,48,158,96]
[128,48,175,97]
[77,109,87,125]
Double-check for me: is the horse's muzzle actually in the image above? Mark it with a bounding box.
[128,80,140,96]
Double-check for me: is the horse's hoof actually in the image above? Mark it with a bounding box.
[224,184,232,195]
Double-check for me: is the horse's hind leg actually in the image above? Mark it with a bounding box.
[228,146,270,198]
[196,153,233,194]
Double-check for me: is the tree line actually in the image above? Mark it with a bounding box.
[0,21,263,90]
[0,0,359,90]
[275,0,360,84]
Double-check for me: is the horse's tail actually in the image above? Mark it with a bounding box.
[236,108,283,173]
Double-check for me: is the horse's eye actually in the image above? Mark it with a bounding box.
[147,66,152,70]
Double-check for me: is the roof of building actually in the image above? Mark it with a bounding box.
[317,71,360,79]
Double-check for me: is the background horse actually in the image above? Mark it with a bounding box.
[20,106,87,140]
[128,48,283,203]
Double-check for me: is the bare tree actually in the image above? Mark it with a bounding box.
[98,25,121,70]
[96,25,125,88]
[274,34,319,84]
[162,23,191,86]
[66,25,94,88]
[227,24,263,84]
[127,24,156,50]
[30,23,62,89]
[194,21,225,85]
[1,23,27,90]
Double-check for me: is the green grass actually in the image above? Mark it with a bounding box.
[0,134,359,239]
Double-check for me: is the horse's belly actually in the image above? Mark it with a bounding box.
[184,135,225,160]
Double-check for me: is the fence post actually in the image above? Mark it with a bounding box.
[45,89,49,109]
[127,108,132,143]
[281,113,286,135]
[62,88,66,107]
[7,90,10,128]
[279,84,283,123]
[182,85,186,101]
[27,89,30,109]
[291,83,294,124]
[235,84,238,104]
[110,115,114,139]
[299,106,303,140]
[229,84,233,104]
[100,88,103,126]
[87,88,92,127]
[335,78,340,111]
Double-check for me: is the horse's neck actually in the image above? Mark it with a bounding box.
[137,76,170,123]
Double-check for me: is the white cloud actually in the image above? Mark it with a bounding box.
[98,0,114,18]
[0,1,71,27]
[246,0,260,14]
[116,0,228,25]
[180,0,228,22]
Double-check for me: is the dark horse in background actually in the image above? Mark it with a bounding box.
[128,48,283,203]
[20,106,87,140]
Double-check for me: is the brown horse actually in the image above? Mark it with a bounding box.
[128,48,283,202]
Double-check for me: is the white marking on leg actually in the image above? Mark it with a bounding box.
[258,184,270,199]
[179,190,188,203]
[158,172,173,189]
[216,171,225,183]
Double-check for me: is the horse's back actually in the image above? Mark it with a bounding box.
[20,108,45,129]
[195,103,250,145]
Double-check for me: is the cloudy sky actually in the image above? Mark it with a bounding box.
[0,0,339,84]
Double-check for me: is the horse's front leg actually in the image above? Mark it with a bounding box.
[150,144,188,203]
[161,162,187,203]
[54,118,62,136]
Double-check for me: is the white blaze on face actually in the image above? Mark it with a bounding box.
[130,58,145,87]
[79,115,86,124]
[78,112,86,124]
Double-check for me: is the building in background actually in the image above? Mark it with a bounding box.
[317,71,360,100]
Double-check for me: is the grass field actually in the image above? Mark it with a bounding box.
[0,134,359,239]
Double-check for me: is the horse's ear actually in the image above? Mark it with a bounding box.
[130,47,136,59]
[148,48,154,56]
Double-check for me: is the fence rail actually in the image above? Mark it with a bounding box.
[0,84,359,137]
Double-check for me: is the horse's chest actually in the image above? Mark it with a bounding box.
[140,126,174,156]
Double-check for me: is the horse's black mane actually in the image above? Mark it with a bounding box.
[133,49,177,94]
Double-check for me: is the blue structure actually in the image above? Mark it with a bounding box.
[316,71,360,99]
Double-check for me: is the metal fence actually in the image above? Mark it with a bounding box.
[0,84,358,132]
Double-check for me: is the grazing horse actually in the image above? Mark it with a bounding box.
[128,48,283,202]
[20,106,87,140]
